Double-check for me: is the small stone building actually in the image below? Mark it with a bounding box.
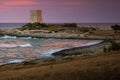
[30,10,43,23]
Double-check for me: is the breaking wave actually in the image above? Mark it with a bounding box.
[8,59,24,64]
[1,35,17,39]
[0,35,36,39]
[19,37,32,39]
[0,43,32,48]
[80,41,102,46]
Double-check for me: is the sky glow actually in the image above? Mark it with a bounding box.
[0,0,120,23]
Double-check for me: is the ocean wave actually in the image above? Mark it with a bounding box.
[19,44,32,47]
[0,43,32,48]
[20,37,32,39]
[0,59,24,65]
[1,35,17,39]
[80,41,102,47]
[7,59,24,64]
[44,48,66,55]
[0,35,37,39]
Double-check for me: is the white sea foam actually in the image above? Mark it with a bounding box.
[19,44,32,47]
[8,59,24,64]
[43,48,66,55]
[1,35,17,39]
[0,35,36,39]
[50,48,66,54]
[20,37,32,39]
[0,43,32,48]
[80,41,102,47]
[0,59,24,65]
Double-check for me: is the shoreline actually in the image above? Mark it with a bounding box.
[1,28,119,40]
[52,40,106,57]
[1,32,118,40]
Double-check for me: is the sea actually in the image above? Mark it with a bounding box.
[0,35,102,65]
[77,23,120,30]
[0,23,119,65]
[0,23,26,29]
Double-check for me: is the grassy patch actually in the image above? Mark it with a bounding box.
[0,50,120,80]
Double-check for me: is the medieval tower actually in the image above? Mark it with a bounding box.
[30,10,43,23]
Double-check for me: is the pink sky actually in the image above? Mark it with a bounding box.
[0,0,120,23]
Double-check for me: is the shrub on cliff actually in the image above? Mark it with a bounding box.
[20,23,48,30]
[109,41,120,51]
[62,23,78,27]
[78,27,90,33]
[111,24,120,34]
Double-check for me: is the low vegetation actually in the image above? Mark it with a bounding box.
[109,41,120,51]
[111,24,120,34]
[0,29,5,36]
[19,23,48,30]
[0,50,119,80]
[61,23,77,27]
[18,23,96,34]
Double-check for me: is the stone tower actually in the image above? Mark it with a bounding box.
[30,10,43,23]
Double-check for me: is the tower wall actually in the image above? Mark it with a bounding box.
[30,10,43,23]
